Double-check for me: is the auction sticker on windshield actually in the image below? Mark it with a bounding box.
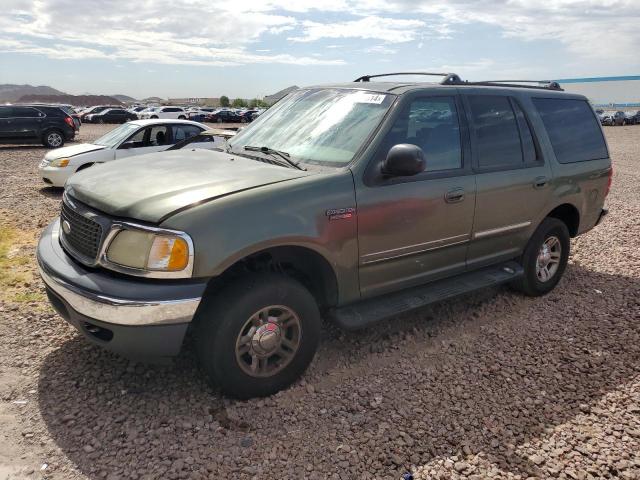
[354,93,387,104]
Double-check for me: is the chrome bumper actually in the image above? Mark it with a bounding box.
[37,219,204,327]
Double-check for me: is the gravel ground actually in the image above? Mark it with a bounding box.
[0,124,638,480]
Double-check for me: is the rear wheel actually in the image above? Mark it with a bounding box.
[42,129,64,148]
[178,115,186,119]
[195,273,321,398]
[511,217,570,296]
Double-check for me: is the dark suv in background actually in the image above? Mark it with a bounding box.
[0,105,76,148]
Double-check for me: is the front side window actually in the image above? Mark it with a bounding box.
[149,125,169,146]
[467,95,523,169]
[378,96,462,172]
[229,88,395,166]
[533,98,608,163]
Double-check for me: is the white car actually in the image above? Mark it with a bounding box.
[138,106,187,120]
[39,119,213,187]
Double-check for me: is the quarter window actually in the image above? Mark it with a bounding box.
[532,98,608,163]
[380,96,462,172]
[467,95,523,169]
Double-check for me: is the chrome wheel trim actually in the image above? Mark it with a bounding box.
[536,235,561,282]
[47,132,63,147]
[235,305,302,378]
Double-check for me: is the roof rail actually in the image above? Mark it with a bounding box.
[452,79,564,91]
[353,72,462,85]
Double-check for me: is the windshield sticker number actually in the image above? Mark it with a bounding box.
[356,94,386,104]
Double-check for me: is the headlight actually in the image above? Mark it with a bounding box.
[51,158,70,167]
[105,228,192,276]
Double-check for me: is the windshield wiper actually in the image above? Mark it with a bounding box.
[243,145,306,171]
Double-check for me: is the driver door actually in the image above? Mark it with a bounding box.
[355,94,476,298]
[115,125,171,159]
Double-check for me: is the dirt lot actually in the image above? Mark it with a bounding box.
[0,124,638,480]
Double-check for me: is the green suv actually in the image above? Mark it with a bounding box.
[37,73,611,398]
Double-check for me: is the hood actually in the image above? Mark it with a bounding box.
[65,149,312,223]
[44,143,106,161]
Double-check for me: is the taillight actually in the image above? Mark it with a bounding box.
[64,116,75,128]
[604,166,613,198]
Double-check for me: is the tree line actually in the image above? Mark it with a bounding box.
[219,96,268,108]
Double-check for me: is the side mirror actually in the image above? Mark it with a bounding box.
[382,144,426,177]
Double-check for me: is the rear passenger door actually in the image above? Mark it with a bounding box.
[463,92,553,269]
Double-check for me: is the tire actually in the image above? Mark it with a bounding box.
[217,118,223,123]
[42,129,64,148]
[151,115,159,119]
[241,118,247,123]
[510,217,570,296]
[98,118,104,124]
[195,273,321,399]
[178,115,186,120]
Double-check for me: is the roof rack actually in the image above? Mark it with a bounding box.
[453,79,563,91]
[353,72,462,85]
[353,73,563,91]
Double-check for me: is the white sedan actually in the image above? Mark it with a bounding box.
[39,119,219,187]
[138,106,188,120]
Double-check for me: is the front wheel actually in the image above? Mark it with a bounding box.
[511,217,570,296]
[195,273,321,398]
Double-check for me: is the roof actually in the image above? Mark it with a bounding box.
[128,119,208,127]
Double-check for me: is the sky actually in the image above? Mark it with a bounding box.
[1,0,639,100]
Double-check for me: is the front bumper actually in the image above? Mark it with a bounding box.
[37,219,207,359]
[39,165,71,187]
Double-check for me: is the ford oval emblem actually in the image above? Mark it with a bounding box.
[62,220,71,235]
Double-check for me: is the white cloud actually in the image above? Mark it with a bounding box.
[290,16,425,43]
[1,0,639,71]
[365,45,398,55]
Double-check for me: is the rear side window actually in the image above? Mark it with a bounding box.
[532,98,608,163]
[467,95,523,168]
[172,125,202,142]
[12,107,40,117]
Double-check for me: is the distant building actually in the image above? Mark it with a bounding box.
[168,97,220,107]
[556,76,640,108]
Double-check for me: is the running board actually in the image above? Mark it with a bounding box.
[331,261,523,330]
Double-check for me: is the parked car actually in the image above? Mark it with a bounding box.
[37,74,611,398]
[84,108,138,124]
[39,119,207,186]
[139,106,187,120]
[0,104,76,148]
[612,111,626,126]
[239,110,258,123]
[624,111,640,125]
[206,109,244,123]
[600,112,614,126]
[79,106,117,121]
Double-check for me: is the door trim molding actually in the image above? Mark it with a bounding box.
[473,221,531,240]
[360,233,470,265]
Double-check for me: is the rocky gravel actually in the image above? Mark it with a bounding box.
[0,125,639,479]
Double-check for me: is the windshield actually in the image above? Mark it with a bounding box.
[93,123,140,148]
[228,88,395,166]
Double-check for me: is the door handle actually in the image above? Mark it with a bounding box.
[533,176,548,189]
[445,188,465,203]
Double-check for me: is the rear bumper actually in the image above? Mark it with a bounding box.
[37,219,207,359]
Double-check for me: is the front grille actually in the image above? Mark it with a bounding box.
[60,201,103,260]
